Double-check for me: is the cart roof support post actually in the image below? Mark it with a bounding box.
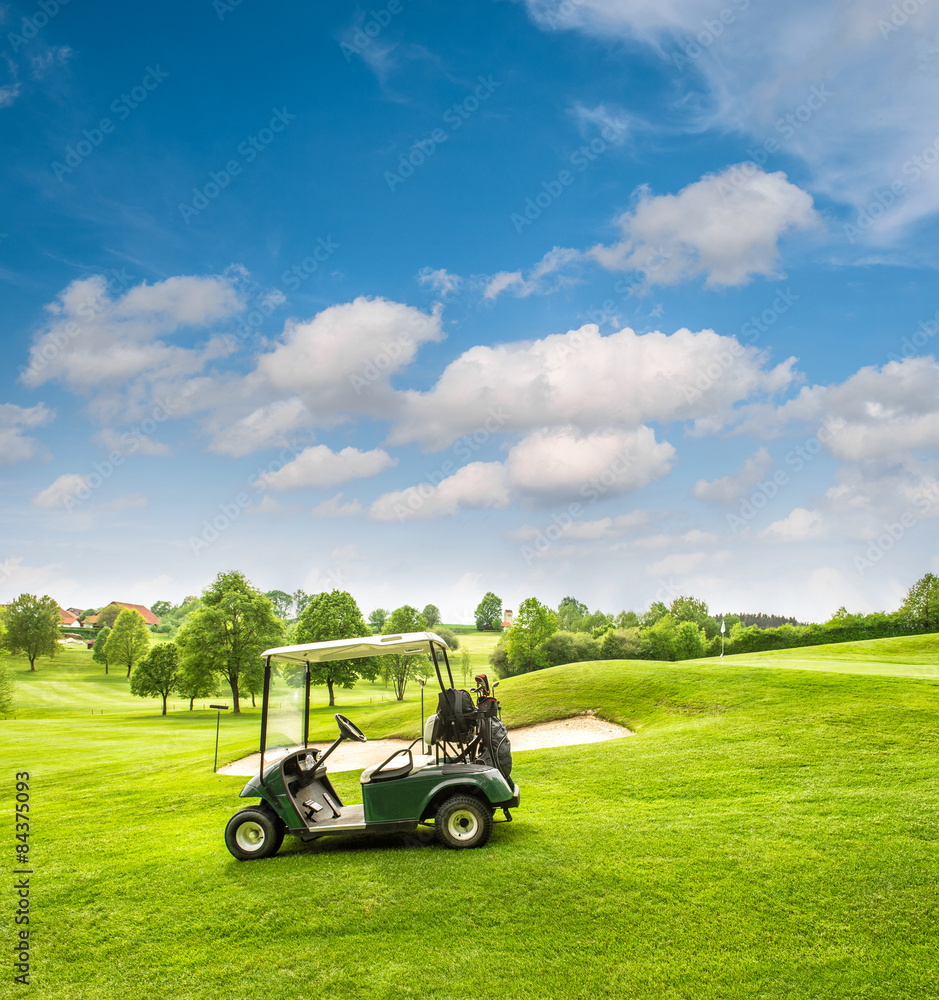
[303,662,311,748]
[259,655,272,788]
[429,641,454,690]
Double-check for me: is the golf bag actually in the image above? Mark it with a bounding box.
[476,694,512,779]
[436,688,477,744]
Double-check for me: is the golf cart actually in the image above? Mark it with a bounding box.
[224,631,519,859]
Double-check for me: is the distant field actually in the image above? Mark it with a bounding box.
[713,632,939,678]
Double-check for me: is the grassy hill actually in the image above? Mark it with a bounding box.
[2,639,938,998]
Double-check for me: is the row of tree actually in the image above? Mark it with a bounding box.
[127,576,474,714]
[487,573,939,677]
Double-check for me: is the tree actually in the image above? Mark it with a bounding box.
[150,600,173,618]
[899,572,939,631]
[175,652,218,710]
[240,657,266,708]
[153,597,201,639]
[600,628,640,660]
[265,590,293,619]
[383,605,429,700]
[557,596,587,631]
[368,608,388,633]
[538,630,600,668]
[176,571,284,714]
[106,609,151,677]
[640,601,668,628]
[614,610,640,629]
[92,626,112,673]
[95,603,123,629]
[639,614,678,661]
[293,589,312,617]
[459,645,472,686]
[670,595,719,639]
[673,620,706,660]
[582,610,613,636]
[0,617,13,714]
[292,590,376,706]
[435,626,459,651]
[475,591,502,631]
[421,604,441,628]
[504,597,558,675]
[130,643,180,716]
[0,594,61,670]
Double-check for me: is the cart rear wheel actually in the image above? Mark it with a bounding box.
[435,794,493,849]
[225,806,284,860]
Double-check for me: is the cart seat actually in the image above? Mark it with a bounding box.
[360,750,437,785]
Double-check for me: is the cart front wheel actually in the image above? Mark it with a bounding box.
[225,806,284,861]
[435,794,493,849]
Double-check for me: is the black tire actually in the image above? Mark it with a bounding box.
[435,794,493,849]
[225,806,284,861]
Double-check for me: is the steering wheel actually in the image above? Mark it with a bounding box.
[335,713,367,743]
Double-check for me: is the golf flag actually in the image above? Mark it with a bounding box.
[720,619,725,634]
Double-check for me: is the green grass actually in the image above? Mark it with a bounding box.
[715,632,939,678]
[2,641,939,998]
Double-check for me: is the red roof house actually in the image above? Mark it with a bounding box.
[89,602,161,627]
[56,606,80,626]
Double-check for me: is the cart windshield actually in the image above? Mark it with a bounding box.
[265,681,305,749]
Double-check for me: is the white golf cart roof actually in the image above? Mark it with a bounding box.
[260,631,449,665]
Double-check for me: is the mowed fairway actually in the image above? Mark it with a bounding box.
[2,640,938,999]
[717,632,939,679]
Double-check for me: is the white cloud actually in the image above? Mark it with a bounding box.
[483,270,524,300]
[503,426,675,503]
[482,247,582,300]
[742,356,939,461]
[370,426,673,520]
[589,166,819,287]
[508,509,652,542]
[99,493,148,512]
[30,46,72,79]
[21,273,245,425]
[646,551,708,577]
[390,322,797,449]
[760,507,825,541]
[0,52,21,107]
[521,1,939,239]
[310,492,364,518]
[30,473,89,509]
[0,402,53,464]
[244,496,303,516]
[570,101,630,144]
[818,461,939,543]
[96,428,172,457]
[255,296,442,416]
[693,447,773,502]
[207,398,310,457]
[0,556,78,602]
[418,267,462,297]
[369,461,510,521]
[259,444,396,491]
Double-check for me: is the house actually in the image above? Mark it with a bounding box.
[57,607,81,627]
[87,601,161,628]
[502,609,514,629]
[65,607,85,620]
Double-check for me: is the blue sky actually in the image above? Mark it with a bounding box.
[3,0,939,622]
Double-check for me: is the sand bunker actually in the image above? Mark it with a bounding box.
[216,713,633,776]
